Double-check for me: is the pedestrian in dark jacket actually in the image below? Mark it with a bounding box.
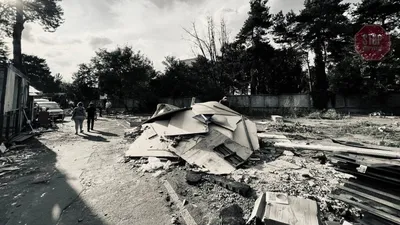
[72,102,86,134]
[86,102,96,132]
[219,96,229,107]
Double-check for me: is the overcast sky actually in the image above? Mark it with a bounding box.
[5,0,360,82]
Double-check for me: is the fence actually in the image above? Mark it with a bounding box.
[158,93,400,116]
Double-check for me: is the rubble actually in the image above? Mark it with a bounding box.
[125,101,259,175]
[123,104,400,224]
[139,157,172,173]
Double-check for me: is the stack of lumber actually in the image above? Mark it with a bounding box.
[273,141,400,225]
[330,153,400,225]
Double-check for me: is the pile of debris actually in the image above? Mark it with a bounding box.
[124,104,400,225]
[125,101,259,174]
[272,140,400,225]
[330,147,400,225]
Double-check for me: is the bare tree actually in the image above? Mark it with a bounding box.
[183,17,229,62]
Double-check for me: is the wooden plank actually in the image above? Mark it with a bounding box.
[344,181,400,202]
[332,139,400,153]
[331,194,400,225]
[333,156,400,179]
[338,185,400,211]
[164,110,209,136]
[362,212,397,225]
[163,179,198,225]
[345,154,400,167]
[274,142,400,158]
[335,168,398,187]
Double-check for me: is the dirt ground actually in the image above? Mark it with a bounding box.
[259,115,400,147]
[0,114,399,225]
[0,118,176,225]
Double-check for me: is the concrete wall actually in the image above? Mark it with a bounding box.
[158,94,400,115]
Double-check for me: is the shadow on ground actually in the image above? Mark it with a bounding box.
[0,138,108,225]
[91,130,119,137]
[81,133,110,142]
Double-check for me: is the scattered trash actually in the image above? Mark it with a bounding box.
[0,143,7,154]
[271,115,283,123]
[140,157,166,172]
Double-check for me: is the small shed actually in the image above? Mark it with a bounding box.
[0,64,30,141]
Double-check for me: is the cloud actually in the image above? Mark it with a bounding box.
[146,0,205,9]
[53,61,72,67]
[13,0,361,83]
[22,24,35,43]
[45,51,64,58]
[38,36,82,45]
[89,37,113,50]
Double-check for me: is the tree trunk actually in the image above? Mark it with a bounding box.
[312,41,329,109]
[12,0,24,69]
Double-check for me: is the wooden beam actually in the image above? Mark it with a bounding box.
[344,181,400,202]
[330,194,400,225]
[338,185,400,211]
[274,142,400,158]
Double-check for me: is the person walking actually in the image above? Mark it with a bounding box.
[219,96,229,107]
[71,102,86,134]
[105,100,112,115]
[86,102,96,132]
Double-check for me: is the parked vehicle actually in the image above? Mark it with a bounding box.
[33,98,50,104]
[37,101,65,121]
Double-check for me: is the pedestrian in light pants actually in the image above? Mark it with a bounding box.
[86,102,96,131]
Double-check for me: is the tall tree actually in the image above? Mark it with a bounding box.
[236,0,275,94]
[295,0,351,108]
[22,53,62,92]
[71,63,98,102]
[183,17,227,62]
[151,56,194,98]
[92,46,157,111]
[0,0,64,69]
[0,39,8,64]
[350,0,400,97]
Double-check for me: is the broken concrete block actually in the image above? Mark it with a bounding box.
[271,115,283,123]
[208,175,252,197]
[255,122,268,132]
[219,204,246,225]
[283,150,294,156]
[186,171,203,185]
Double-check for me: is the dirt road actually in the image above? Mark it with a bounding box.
[1,118,174,225]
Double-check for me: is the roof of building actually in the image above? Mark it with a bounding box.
[180,58,197,67]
